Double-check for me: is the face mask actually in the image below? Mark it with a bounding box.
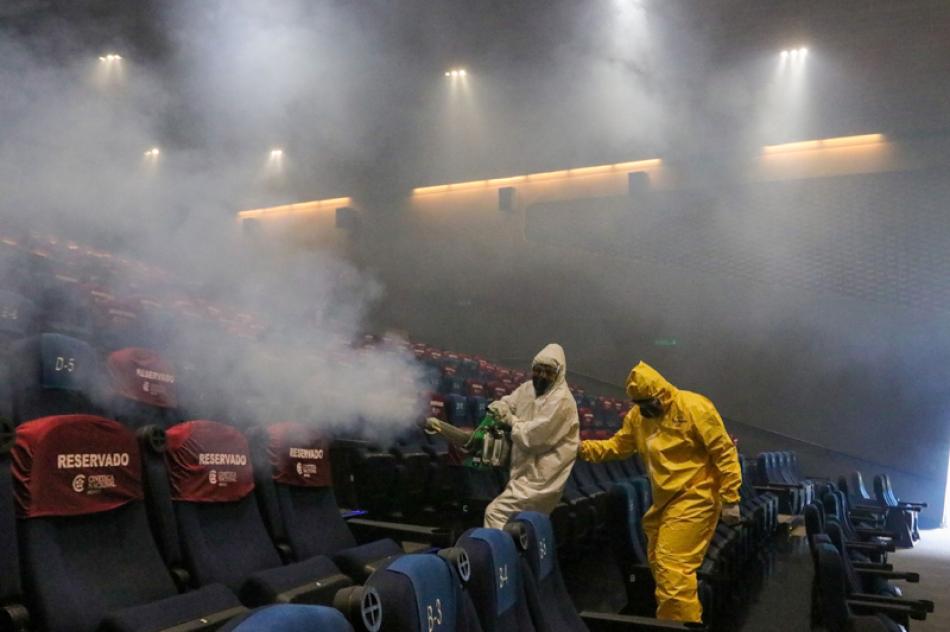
[634,398,663,418]
[639,404,662,418]
[532,375,552,397]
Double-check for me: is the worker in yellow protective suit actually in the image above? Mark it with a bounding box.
[578,361,742,622]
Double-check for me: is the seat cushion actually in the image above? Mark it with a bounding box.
[102,583,246,632]
[240,555,352,607]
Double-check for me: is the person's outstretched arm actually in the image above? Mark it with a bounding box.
[578,409,638,462]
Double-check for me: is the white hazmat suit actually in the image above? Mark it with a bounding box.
[483,343,580,529]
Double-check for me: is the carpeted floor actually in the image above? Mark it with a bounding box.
[890,528,950,632]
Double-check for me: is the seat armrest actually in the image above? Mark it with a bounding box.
[852,561,893,571]
[847,539,896,553]
[850,593,934,613]
[848,598,924,621]
[855,568,919,583]
[855,527,895,539]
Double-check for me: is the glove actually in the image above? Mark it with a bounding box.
[577,442,592,461]
[423,417,442,435]
[487,401,513,425]
[721,503,742,526]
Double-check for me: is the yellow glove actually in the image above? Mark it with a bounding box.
[578,441,593,461]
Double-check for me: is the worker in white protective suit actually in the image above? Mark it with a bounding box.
[482,343,580,529]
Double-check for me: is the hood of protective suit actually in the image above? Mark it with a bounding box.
[625,361,677,411]
[533,343,567,391]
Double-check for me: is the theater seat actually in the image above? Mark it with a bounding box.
[107,347,180,429]
[10,333,102,423]
[251,421,403,583]
[218,605,354,632]
[0,291,34,349]
[141,419,353,607]
[444,393,470,426]
[504,512,588,631]
[0,419,27,631]
[334,552,482,632]
[814,542,929,631]
[605,481,657,616]
[456,528,538,631]
[12,415,247,631]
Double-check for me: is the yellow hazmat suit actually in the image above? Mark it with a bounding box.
[483,343,580,529]
[579,362,741,622]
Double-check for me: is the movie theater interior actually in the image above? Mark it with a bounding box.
[0,1,949,631]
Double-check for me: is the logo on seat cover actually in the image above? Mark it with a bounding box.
[72,474,86,493]
[361,587,383,632]
[208,470,217,485]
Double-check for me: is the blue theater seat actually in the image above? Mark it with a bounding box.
[10,333,102,423]
[814,541,928,631]
[456,528,537,631]
[34,283,93,340]
[11,415,246,631]
[505,512,588,631]
[219,605,354,632]
[334,552,482,632]
[444,393,471,426]
[250,421,404,582]
[140,419,353,607]
[0,291,34,347]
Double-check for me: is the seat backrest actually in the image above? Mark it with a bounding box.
[11,333,101,423]
[823,519,863,594]
[778,453,796,483]
[220,604,354,632]
[822,490,844,523]
[468,396,488,425]
[0,418,22,613]
[588,461,617,491]
[606,481,649,567]
[358,554,482,632]
[252,421,357,561]
[0,290,35,345]
[881,474,900,506]
[816,542,852,632]
[12,414,179,631]
[603,461,629,484]
[757,453,777,485]
[35,283,92,340]
[162,420,283,592]
[630,476,653,514]
[456,528,536,632]
[837,475,854,503]
[873,474,903,508]
[507,512,587,632]
[568,460,602,494]
[106,347,180,429]
[444,394,470,426]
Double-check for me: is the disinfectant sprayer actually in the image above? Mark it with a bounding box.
[424,412,511,469]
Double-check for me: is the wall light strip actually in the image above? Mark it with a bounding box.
[411,158,662,196]
[237,196,352,220]
[762,133,885,155]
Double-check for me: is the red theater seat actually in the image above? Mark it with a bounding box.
[11,415,246,631]
[140,419,353,607]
